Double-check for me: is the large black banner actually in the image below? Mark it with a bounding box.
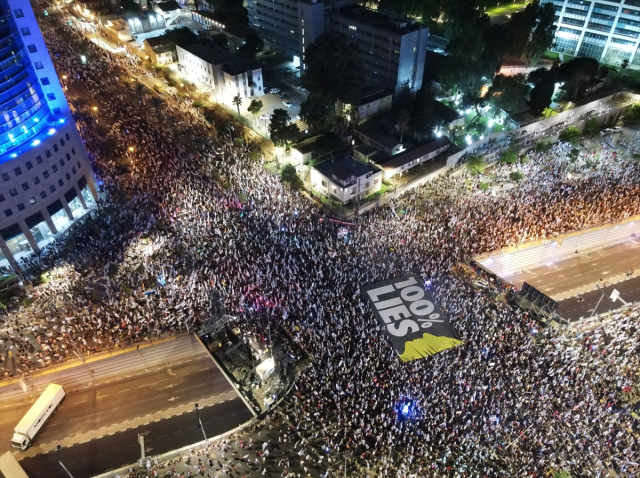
[362,274,462,361]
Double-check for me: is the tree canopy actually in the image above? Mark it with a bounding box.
[488,74,528,113]
[303,34,365,109]
[270,109,300,147]
[300,96,330,134]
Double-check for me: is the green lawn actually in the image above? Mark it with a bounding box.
[486,2,527,16]
[542,51,575,63]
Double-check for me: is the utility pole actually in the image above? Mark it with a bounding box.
[195,403,208,442]
[56,445,76,477]
[138,433,145,461]
[590,284,606,319]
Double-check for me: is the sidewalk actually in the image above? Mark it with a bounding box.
[92,414,335,478]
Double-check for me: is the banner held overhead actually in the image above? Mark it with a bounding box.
[362,274,462,361]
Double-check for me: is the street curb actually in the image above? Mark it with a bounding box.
[90,419,255,478]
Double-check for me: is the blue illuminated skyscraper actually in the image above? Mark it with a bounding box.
[0,0,98,270]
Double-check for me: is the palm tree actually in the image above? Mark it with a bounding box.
[247,99,263,124]
[232,95,243,117]
[398,109,410,143]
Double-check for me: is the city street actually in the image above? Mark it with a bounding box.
[506,237,640,300]
[0,334,205,403]
[0,354,235,455]
[557,275,640,322]
[18,397,253,477]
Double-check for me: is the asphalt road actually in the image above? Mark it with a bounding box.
[19,397,253,477]
[507,238,640,300]
[557,275,640,322]
[0,355,231,455]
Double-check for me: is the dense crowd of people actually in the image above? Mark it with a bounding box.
[2,8,640,476]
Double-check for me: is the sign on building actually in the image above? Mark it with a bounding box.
[362,274,462,362]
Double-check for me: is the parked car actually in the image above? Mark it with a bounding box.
[278,93,288,99]
[600,128,613,135]
[298,87,308,94]
[270,88,281,94]
[282,100,293,108]
[612,126,622,132]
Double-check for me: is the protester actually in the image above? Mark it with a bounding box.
[1,13,640,477]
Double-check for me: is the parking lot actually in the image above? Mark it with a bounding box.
[235,79,309,135]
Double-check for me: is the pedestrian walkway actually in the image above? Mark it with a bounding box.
[93,414,344,478]
[0,334,202,404]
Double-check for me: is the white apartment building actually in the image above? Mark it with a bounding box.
[176,40,264,101]
[311,155,382,204]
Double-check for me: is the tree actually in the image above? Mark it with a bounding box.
[529,78,556,114]
[409,85,436,136]
[232,95,242,117]
[583,117,600,136]
[500,148,519,164]
[535,140,553,152]
[559,58,599,101]
[442,0,505,98]
[270,108,300,147]
[300,96,330,133]
[303,34,365,111]
[527,67,549,86]
[280,163,302,189]
[508,0,556,63]
[559,126,582,145]
[466,155,487,175]
[397,108,410,143]
[237,34,264,57]
[488,74,528,113]
[247,99,263,123]
[625,103,640,123]
[525,2,556,62]
[510,170,524,181]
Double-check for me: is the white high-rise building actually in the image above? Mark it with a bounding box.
[543,0,640,67]
[0,0,98,270]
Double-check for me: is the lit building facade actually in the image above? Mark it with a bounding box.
[247,0,429,94]
[543,0,640,67]
[0,0,98,270]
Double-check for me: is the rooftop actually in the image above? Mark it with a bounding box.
[155,0,181,12]
[178,39,239,65]
[192,10,228,26]
[292,135,322,155]
[224,24,259,39]
[332,6,425,35]
[314,155,376,182]
[357,89,392,106]
[433,101,462,123]
[376,137,451,170]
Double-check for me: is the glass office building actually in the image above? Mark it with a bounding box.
[544,0,640,67]
[0,0,98,270]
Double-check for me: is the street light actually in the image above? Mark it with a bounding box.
[195,403,208,443]
[56,444,61,474]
